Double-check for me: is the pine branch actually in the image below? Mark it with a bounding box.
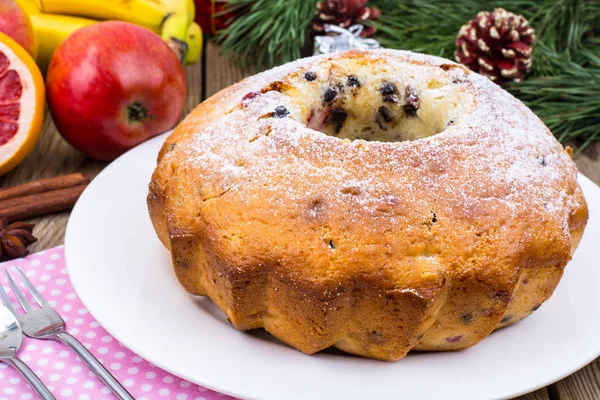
[217,0,317,69]
[506,70,600,154]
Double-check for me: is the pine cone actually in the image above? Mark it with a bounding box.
[455,8,535,83]
[313,0,381,37]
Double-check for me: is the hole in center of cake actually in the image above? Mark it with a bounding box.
[297,71,459,142]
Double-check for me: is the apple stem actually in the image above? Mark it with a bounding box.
[127,102,148,122]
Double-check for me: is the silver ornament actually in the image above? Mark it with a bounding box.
[314,24,380,55]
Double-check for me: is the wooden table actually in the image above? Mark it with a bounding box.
[1,41,599,400]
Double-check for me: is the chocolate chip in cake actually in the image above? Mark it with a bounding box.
[169,143,176,151]
[383,94,399,103]
[323,87,338,103]
[532,304,542,311]
[494,291,512,303]
[416,334,424,341]
[452,73,467,84]
[500,315,513,324]
[273,106,290,118]
[347,75,360,87]
[376,106,393,130]
[537,156,547,166]
[377,106,393,122]
[331,107,348,122]
[380,82,397,95]
[403,85,420,116]
[329,107,348,133]
[328,239,336,249]
[431,211,438,223]
[461,313,474,323]
[304,71,317,81]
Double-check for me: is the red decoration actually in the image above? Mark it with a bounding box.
[194,0,239,36]
[313,0,381,37]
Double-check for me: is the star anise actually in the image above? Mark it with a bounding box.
[0,217,37,261]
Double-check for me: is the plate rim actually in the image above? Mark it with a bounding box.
[65,134,600,400]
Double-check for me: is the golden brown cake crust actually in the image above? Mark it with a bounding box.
[147,50,588,361]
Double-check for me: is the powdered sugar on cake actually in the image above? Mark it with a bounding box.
[169,49,583,243]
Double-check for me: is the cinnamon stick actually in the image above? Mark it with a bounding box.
[0,173,89,202]
[0,184,88,222]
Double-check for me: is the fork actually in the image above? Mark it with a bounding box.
[0,303,55,399]
[1,266,134,400]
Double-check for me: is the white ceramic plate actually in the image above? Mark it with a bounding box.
[65,133,600,400]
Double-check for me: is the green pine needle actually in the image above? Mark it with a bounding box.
[218,0,600,150]
[217,0,317,69]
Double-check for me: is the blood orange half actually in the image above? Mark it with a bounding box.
[0,30,44,176]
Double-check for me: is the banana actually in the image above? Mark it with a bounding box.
[29,13,96,74]
[162,13,189,64]
[185,22,202,65]
[34,0,201,64]
[16,0,201,68]
[14,0,41,14]
[185,0,195,25]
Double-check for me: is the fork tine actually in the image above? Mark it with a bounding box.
[0,284,17,315]
[3,268,33,312]
[13,265,46,307]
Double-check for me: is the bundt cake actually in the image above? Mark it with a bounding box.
[147,49,588,361]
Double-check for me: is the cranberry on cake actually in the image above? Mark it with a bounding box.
[147,49,588,361]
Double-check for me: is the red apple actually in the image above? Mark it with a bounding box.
[0,0,36,57]
[46,21,186,160]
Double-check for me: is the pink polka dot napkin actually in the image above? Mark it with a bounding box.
[0,246,235,400]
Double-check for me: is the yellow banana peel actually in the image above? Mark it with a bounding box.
[17,0,202,68]
[29,13,96,74]
[161,13,189,64]
[185,22,202,65]
[14,0,41,14]
[39,0,166,30]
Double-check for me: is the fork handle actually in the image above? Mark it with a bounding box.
[56,332,134,400]
[5,357,56,400]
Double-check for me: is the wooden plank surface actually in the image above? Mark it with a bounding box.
[513,389,551,400]
[555,360,600,400]
[576,145,600,183]
[204,41,254,97]
[2,39,600,399]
